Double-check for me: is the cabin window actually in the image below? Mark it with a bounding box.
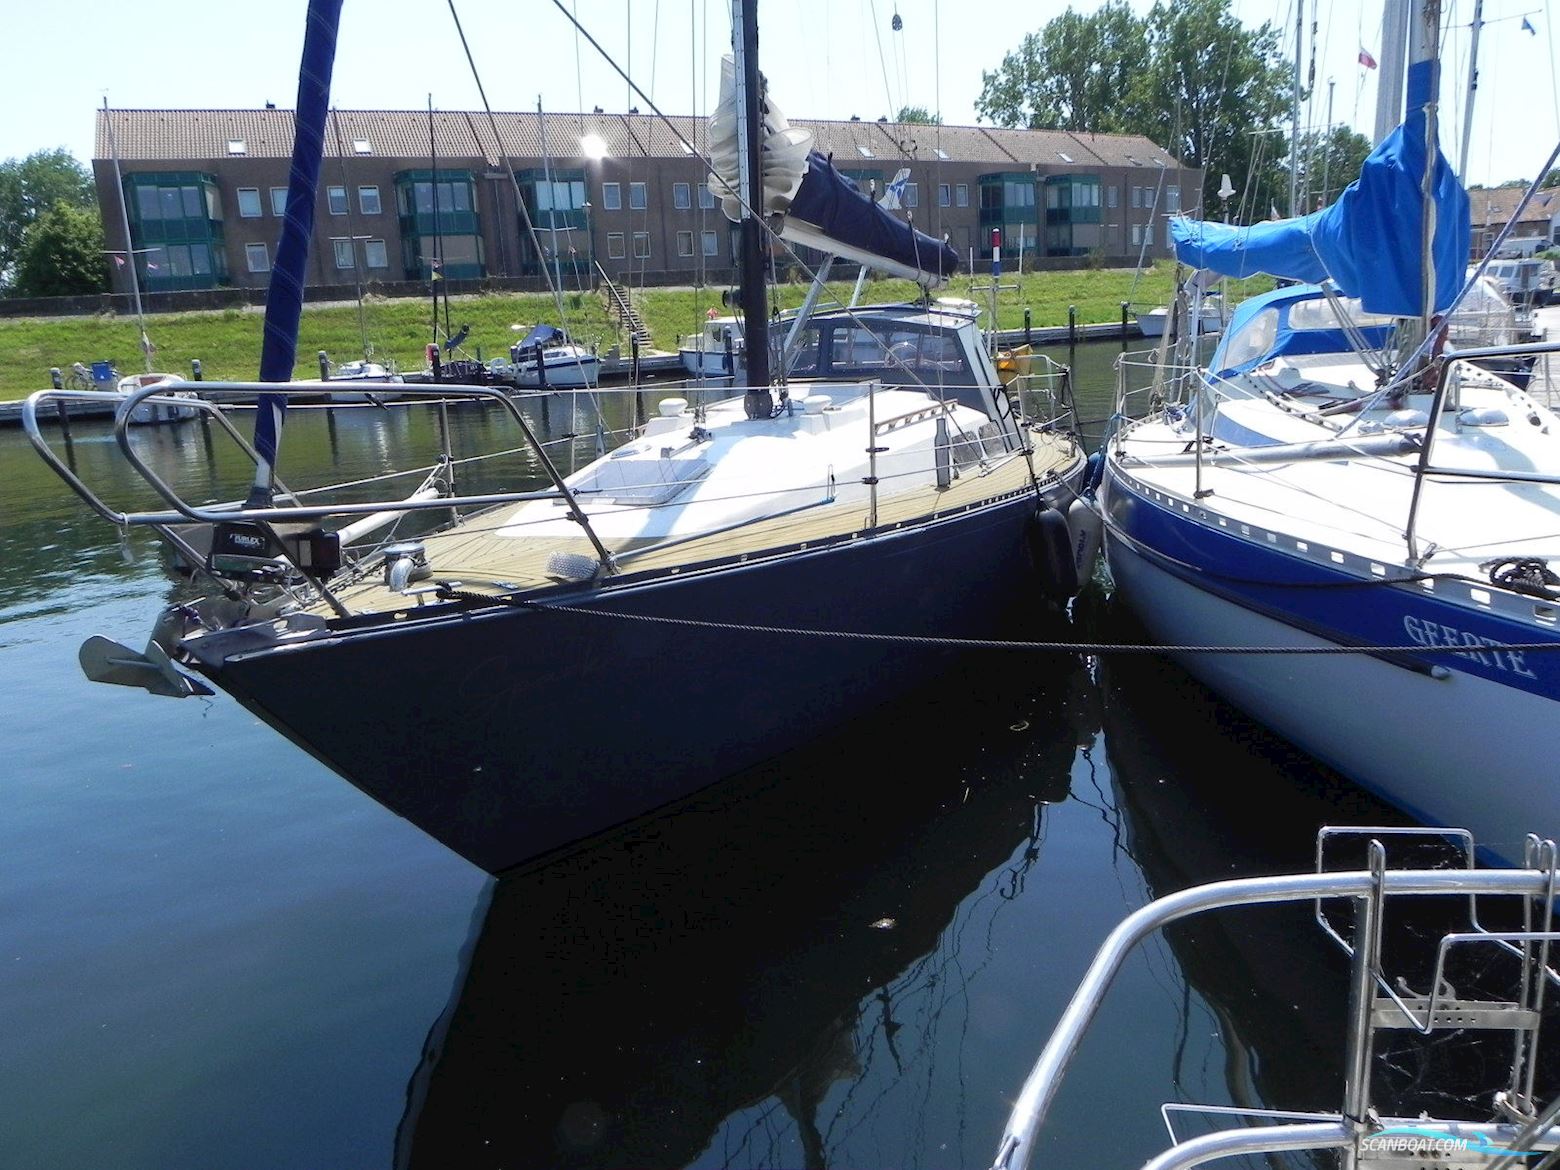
[270,187,288,216]
[358,186,381,215]
[245,242,270,272]
[1221,307,1279,369]
[327,186,349,215]
[237,187,262,218]
[602,182,622,210]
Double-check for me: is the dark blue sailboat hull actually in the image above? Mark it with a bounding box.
[185,477,1081,873]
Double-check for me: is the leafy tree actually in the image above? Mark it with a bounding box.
[1286,125,1372,209]
[0,148,97,291]
[896,106,942,125]
[1130,0,1292,215]
[975,1,1147,133]
[1543,168,1560,189]
[12,203,108,297]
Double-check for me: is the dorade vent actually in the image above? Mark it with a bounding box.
[227,138,247,155]
[352,138,372,154]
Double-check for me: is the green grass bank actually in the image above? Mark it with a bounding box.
[0,262,1268,396]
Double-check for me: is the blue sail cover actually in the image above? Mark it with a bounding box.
[515,324,565,351]
[788,151,958,280]
[250,0,344,499]
[1169,60,1470,318]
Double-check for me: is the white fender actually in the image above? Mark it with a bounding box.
[1066,497,1104,590]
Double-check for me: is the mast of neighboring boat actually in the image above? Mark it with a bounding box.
[537,98,566,297]
[102,97,152,375]
[733,0,772,414]
[330,108,371,363]
[1458,0,1483,184]
[1410,0,1443,350]
[1288,0,1302,216]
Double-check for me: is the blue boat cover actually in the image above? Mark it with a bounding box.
[1207,284,1397,378]
[515,324,565,351]
[251,0,343,495]
[1169,60,1470,318]
[788,151,958,280]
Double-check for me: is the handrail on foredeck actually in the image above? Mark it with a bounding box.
[1404,340,1560,563]
[22,380,618,569]
[987,863,1560,1170]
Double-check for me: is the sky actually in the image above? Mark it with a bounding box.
[3,0,1556,191]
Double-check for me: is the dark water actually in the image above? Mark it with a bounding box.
[0,344,1418,1169]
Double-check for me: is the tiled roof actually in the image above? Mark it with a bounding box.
[97,108,1189,171]
[1468,184,1559,229]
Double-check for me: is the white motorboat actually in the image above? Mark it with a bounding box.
[503,324,600,389]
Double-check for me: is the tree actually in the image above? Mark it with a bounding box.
[1288,125,1372,209]
[1129,0,1292,215]
[0,148,97,291]
[896,106,941,125]
[975,1,1147,133]
[12,203,108,297]
[1543,168,1560,189]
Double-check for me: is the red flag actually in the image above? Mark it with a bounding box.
[1358,47,1378,69]
[113,254,125,268]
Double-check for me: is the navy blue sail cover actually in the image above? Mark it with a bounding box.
[252,0,344,489]
[788,151,958,280]
[515,324,566,351]
[1169,59,1470,318]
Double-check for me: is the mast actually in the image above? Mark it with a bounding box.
[1408,0,1442,342]
[733,0,771,415]
[1374,0,1410,147]
[1289,0,1303,216]
[102,97,151,374]
[537,97,565,295]
[1458,0,1483,184]
[249,0,344,507]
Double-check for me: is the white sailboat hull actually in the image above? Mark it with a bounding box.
[1105,527,1559,865]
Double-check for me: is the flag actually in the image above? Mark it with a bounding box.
[1358,46,1378,69]
[112,255,125,268]
[1522,16,1536,35]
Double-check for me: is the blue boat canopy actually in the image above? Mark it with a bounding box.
[515,324,566,351]
[1207,284,1397,378]
[1170,60,1469,319]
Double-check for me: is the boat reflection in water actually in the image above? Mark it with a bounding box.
[1095,603,1557,1158]
[394,612,1098,1169]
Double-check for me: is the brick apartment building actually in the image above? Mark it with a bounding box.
[94,106,1202,298]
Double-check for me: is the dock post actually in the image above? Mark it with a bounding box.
[631,337,644,427]
[1024,307,1032,346]
[48,367,73,443]
[317,350,330,380]
[191,358,203,380]
[1121,301,1130,339]
[1068,305,1077,347]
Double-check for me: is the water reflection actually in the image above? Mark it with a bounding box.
[394,614,1097,1169]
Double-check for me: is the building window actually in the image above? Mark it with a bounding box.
[123,172,227,289]
[246,242,270,272]
[1144,188,1157,210]
[327,186,348,215]
[352,138,372,155]
[701,229,719,257]
[677,230,694,256]
[394,170,484,279]
[904,182,918,208]
[358,185,382,215]
[630,181,647,210]
[226,139,246,156]
[607,232,626,259]
[270,187,288,216]
[698,185,715,210]
[673,181,691,209]
[237,187,262,218]
[1107,186,1119,209]
[955,183,968,208]
[332,239,355,269]
[632,231,650,258]
[364,239,388,268]
[1165,186,1180,212]
[938,183,951,207]
[602,181,621,210]
[1132,187,1143,209]
[1131,224,1142,246]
